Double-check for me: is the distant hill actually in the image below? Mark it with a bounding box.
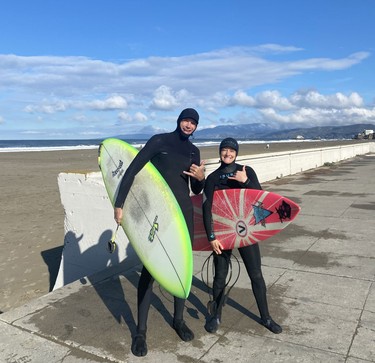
[116,123,375,141]
[194,123,375,140]
[255,124,375,140]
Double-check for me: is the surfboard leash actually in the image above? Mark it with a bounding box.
[200,252,241,312]
[222,253,241,307]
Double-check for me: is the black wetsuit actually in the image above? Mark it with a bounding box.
[202,161,271,321]
[115,128,204,333]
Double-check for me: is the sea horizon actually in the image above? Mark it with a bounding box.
[0,137,342,153]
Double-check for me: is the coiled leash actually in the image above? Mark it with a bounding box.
[200,252,241,315]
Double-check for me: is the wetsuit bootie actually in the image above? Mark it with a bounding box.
[261,317,282,334]
[204,316,220,333]
[131,331,147,357]
[173,319,194,341]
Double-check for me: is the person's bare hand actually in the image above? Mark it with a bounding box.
[228,165,247,183]
[210,239,224,254]
[114,207,123,224]
[183,160,206,181]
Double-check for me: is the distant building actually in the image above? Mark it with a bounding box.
[354,129,374,140]
[295,135,305,140]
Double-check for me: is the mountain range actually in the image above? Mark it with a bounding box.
[117,123,375,141]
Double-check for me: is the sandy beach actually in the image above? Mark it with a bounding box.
[0,139,368,313]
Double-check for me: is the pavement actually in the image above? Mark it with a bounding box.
[1,153,375,363]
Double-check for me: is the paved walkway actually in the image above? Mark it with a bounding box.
[1,154,374,363]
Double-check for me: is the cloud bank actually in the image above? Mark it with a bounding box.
[0,45,373,138]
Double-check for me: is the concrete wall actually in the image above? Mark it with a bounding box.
[204,142,375,183]
[54,173,140,290]
[53,142,375,289]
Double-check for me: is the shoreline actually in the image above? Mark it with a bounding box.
[0,138,368,159]
[0,139,371,313]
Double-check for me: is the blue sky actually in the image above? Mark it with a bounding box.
[1,0,374,139]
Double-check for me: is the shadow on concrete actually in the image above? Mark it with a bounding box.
[84,233,140,337]
[41,245,64,292]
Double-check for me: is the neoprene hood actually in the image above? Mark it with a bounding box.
[219,137,239,154]
[177,108,199,125]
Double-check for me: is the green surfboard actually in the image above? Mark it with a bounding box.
[98,138,193,299]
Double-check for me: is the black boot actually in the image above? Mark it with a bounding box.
[205,299,221,333]
[204,315,220,333]
[131,330,148,357]
[173,319,194,341]
[261,317,282,334]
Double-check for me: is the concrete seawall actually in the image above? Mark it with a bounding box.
[54,142,375,290]
[233,142,375,183]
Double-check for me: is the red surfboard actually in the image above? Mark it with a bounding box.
[192,189,301,251]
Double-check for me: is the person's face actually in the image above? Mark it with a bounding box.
[220,147,237,164]
[179,118,197,136]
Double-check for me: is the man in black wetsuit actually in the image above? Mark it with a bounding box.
[114,108,205,357]
[202,137,282,334]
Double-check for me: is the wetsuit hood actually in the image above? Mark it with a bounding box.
[175,108,199,139]
[177,108,199,125]
[219,138,239,154]
[174,126,192,140]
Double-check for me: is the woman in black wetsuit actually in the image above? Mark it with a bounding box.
[202,137,282,334]
[114,108,205,357]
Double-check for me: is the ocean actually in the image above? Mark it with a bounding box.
[0,138,139,152]
[0,138,317,153]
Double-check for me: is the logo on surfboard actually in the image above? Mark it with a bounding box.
[252,201,273,226]
[275,200,292,222]
[236,220,248,237]
[148,215,159,242]
[112,160,124,178]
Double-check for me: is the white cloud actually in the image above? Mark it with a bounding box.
[287,52,369,72]
[134,112,148,122]
[118,112,132,122]
[1,47,369,100]
[251,44,304,53]
[229,89,364,113]
[232,91,256,107]
[342,106,375,118]
[259,106,375,127]
[24,95,128,114]
[255,90,294,110]
[224,88,375,128]
[150,85,179,110]
[290,91,364,109]
[149,85,193,110]
[24,101,66,114]
[88,95,127,110]
[117,111,147,123]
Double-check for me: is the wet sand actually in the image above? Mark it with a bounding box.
[0,139,368,312]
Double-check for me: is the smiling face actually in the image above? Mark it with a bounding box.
[179,118,197,136]
[220,147,237,164]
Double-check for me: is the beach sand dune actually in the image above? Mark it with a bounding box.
[0,139,366,312]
